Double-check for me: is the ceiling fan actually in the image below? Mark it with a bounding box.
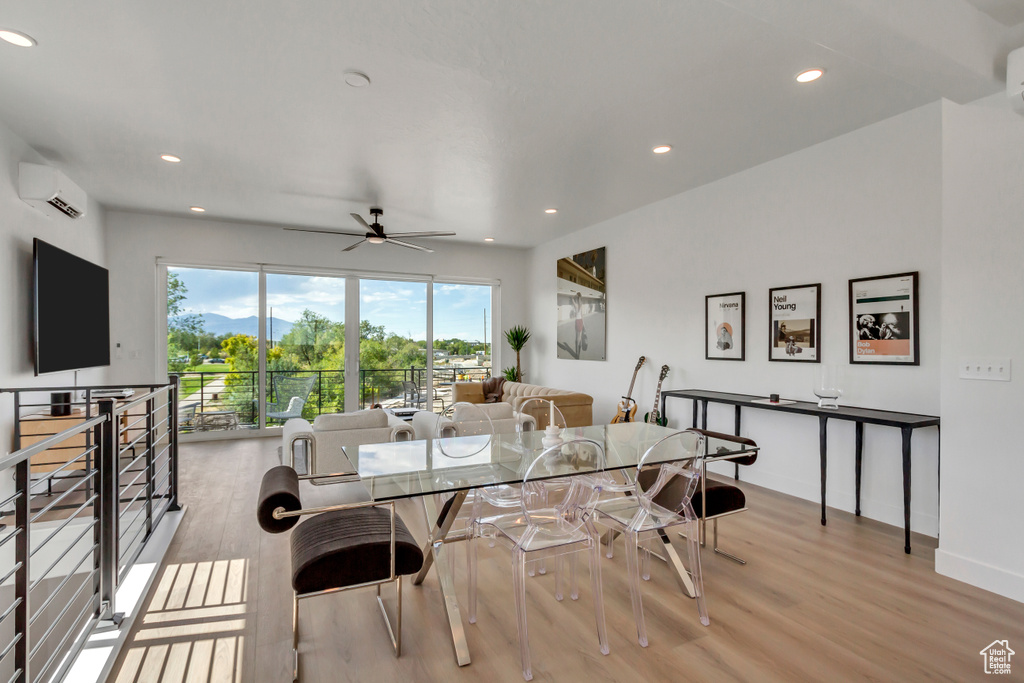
[285,207,455,253]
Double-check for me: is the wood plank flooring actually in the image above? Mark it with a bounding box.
[110,437,1024,682]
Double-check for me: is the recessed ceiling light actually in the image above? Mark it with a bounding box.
[796,68,824,83]
[652,145,672,154]
[0,30,36,47]
[189,206,205,213]
[484,237,495,242]
[544,208,558,214]
[344,71,371,87]
[161,154,181,163]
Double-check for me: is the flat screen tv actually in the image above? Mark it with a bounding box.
[33,238,110,375]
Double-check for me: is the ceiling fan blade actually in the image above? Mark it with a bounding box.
[384,231,457,238]
[350,213,372,230]
[284,226,367,237]
[342,239,368,252]
[386,238,433,253]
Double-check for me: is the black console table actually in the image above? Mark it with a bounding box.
[660,389,940,553]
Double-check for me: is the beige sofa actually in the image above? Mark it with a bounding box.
[282,408,414,471]
[411,402,536,440]
[452,380,593,429]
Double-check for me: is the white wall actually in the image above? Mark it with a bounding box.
[527,103,943,536]
[937,96,1024,602]
[103,210,530,385]
[0,121,107,456]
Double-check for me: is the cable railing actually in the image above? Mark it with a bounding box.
[0,382,180,683]
[169,366,491,433]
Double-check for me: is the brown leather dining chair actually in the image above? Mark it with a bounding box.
[639,428,758,564]
[257,465,424,680]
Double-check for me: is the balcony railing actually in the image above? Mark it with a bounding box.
[169,366,491,432]
[0,383,179,682]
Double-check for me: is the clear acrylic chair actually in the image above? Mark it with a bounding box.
[471,438,610,681]
[591,429,709,647]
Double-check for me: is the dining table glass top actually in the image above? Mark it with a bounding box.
[308,422,758,501]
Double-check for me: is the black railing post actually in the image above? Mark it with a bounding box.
[14,454,30,683]
[144,395,155,539]
[360,369,365,409]
[97,399,117,620]
[317,371,323,416]
[168,377,181,511]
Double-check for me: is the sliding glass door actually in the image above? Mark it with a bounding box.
[167,266,259,432]
[432,283,493,411]
[357,279,427,410]
[265,273,346,426]
[166,265,497,435]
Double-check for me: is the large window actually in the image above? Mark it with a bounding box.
[358,280,427,410]
[266,273,346,425]
[165,266,496,435]
[166,267,259,430]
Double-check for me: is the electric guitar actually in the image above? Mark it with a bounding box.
[611,356,646,423]
[644,365,669,426]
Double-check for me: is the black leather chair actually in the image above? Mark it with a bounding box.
[257,465,424,680]
[639,429,757,565]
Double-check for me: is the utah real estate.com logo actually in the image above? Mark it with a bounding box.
[980,640,1014,675]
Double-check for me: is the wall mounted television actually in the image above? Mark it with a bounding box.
[33,238,110,375]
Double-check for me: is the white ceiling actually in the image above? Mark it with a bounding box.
[1,0,1022,247]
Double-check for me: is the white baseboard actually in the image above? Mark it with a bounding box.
[935,548,1024,605]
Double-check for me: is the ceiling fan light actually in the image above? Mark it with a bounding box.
[367,236,386,244]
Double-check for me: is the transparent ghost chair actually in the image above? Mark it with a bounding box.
[471,438,610,681]
[591,429,709,647]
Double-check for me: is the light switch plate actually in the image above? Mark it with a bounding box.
[959,357,1011,381]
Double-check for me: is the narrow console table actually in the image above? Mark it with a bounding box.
[660,389,940,553]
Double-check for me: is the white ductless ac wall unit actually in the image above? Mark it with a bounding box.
[18,162,88,219]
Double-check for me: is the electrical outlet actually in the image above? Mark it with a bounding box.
[129,350,140,360]
[959,357,1011,382]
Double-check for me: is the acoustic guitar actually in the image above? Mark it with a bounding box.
[611,356,646,423]
[644,365,669,426]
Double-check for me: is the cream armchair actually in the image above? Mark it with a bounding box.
[411,402,536,440]
[283,408,414,471]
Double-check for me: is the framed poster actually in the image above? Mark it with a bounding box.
[849,271,919,365]
[706,292,745,361]
[556,247,606,360]
[769,283,821,363]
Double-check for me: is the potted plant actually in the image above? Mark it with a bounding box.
[504,325,531,382]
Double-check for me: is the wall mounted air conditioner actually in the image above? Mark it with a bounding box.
[18,162,88,219]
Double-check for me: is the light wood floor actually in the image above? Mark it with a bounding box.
[110,437,1024,682]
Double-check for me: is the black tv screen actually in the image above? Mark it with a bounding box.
[34,238,110,375]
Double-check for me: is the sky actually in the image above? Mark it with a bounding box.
[169,267,492,342]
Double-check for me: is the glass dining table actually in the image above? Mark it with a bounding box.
[306,422,759,666]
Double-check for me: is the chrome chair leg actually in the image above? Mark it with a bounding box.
[292,592,299,681]
[711,519,746,565]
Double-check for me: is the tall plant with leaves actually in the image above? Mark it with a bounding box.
[504,325,531,382]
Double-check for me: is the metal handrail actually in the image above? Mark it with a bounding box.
[0,416,106,471]
[0,380,180,683]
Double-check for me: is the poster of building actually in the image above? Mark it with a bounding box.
[769,283,821,362]
[556,247,606,361]
[849,271,919,365]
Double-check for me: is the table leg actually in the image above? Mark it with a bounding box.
[413,491,471,666]
[657,529,696,598]
[701,400,708,430]
[734,406,742,481]
[691,400,698,429]
[902,427,912,554]
[819,416,828,526]
[855,421,863,516]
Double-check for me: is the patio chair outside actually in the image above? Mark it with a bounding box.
[267,374,317,422]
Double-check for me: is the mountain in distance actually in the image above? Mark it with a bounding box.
[171,313,294,341]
